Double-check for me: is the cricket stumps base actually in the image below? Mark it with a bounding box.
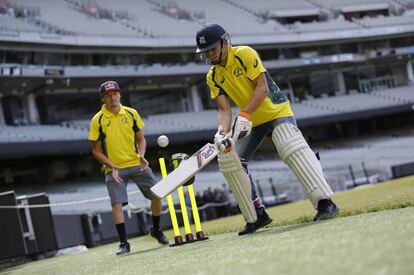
[170,236,185,247]
[196,231,209,241]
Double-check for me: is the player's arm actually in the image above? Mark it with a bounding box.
[135,130,149,169]
[216,94,232,132]
[91,140,117,169]
[91,141,123,183]
[242,72,268,115]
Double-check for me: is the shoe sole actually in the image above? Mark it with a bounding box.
[116,249,131,256]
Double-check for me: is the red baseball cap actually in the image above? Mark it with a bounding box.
[100,81,121,97]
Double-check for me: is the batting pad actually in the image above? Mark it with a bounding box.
[272,123,333,209]
[218,150,257,223]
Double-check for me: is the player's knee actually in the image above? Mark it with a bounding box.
[218,150,243,174]
[272,123,309,161]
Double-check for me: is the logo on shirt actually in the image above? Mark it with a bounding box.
[121,116,128,123]
[253,59,258,68]
[106,120,111,127]
[199,36,206,45]
[233,67,243,77]
[220,76,225,84]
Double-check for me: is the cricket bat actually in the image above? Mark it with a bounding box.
[151,143,219,199]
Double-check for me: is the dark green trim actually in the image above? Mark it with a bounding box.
[125,109,140,154]
[125,109,139,132]
[98,114,105,140]
[265,71,289,104]
[234,55,247,73]
[97,113,108,157]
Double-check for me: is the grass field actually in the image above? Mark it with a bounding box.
[3,176,414,275]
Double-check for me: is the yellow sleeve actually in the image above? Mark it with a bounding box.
[88,114,101,141]
[206,69,220,100]
[237,46,266,80]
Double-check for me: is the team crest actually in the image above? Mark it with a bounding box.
[253,59,258,68]
[220,76,225,84]
[106,120,111,127]
[199,35,206,45]
[233,67,243,77]
[121,116,128,123]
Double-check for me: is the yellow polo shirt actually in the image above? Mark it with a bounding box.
[88,104,145,174]
[207,46,293,127]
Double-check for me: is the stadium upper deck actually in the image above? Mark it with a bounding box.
[0,0,414,156]
[0,0,414,48]
[1,0,414,217]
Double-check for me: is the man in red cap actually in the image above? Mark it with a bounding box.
[88,81,168,255]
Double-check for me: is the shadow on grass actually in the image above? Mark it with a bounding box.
[124,246,165,257]
[262,221,318,235]
[236,219,321,238]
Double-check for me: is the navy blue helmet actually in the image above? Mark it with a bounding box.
[196,24,228,53]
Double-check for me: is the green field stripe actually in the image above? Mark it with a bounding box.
[6,207,414,275]
[201,175,414,235]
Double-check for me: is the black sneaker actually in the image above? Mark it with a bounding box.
[116,242,130,256]
[238,211,273,236]
[314,199,340,221]
[150,227,169,245]
[238,222,257,236]
[256,211,273,228]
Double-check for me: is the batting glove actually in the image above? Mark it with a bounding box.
[231,112,252,141]
[214,130,233,153]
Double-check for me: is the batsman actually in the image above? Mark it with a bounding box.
[196,23,339,235]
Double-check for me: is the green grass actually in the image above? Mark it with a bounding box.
[198,175,414,235]
[3,176,414,275]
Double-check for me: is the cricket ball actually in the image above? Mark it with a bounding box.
[157,135,169,147]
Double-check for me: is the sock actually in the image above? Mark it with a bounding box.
[116,223,127,244]
[152,215,161,230]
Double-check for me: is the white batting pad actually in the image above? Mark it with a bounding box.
[218,150,257,223]
[272,123,333,209]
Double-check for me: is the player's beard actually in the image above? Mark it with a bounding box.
[109,99,120,109]
[209,55,221,65]
[105,96,121,111]
[209,46,225,65]
[201,41,225,65]
[201,51,221,65]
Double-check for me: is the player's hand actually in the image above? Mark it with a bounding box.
[139,156,149,170]
[111,166,124,184]
[214,130,230,143]
[214,130,234,153]
[231,112,252,141]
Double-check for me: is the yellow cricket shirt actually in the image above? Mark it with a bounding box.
[207,46,293,127]
[88,104,145,174]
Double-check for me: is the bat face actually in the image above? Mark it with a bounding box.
[195,143,217,167]
[151,143,219,198]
